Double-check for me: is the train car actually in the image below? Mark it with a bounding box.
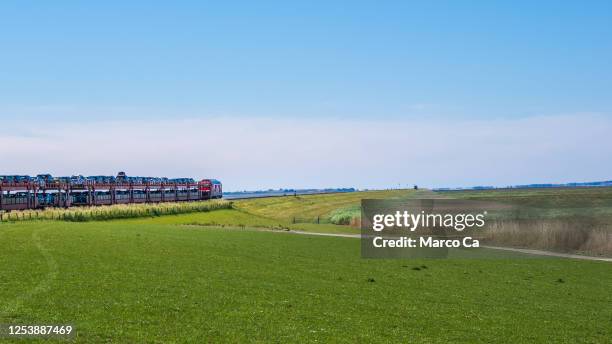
[210,179,222,198]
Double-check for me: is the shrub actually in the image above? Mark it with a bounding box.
[329,206,360,226]
[0,200,232,223]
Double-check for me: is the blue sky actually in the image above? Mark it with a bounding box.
[1,1,611,190]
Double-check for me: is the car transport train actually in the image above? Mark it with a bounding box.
[0,172,222,211]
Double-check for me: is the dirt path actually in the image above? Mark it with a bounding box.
[0,225,59,318]
[479,245,612,262]
[287,230,612,262]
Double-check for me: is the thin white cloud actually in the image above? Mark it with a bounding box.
[1,114,610,191]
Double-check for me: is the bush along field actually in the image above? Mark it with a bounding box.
[328,205,361,226]
[0,200,231,222]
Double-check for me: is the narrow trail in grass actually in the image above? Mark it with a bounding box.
[283,230,612,262]
[0,225,59,318]
[481,245,612,262]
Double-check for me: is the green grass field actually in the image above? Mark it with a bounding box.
[1,220,611,343]
[122,208,359,235]
[1,189,611,342]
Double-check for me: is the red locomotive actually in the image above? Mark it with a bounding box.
[198,179,223,199]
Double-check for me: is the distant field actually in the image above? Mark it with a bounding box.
[0,220,611,342]
[435,187,612,217]
[436,187,612,256]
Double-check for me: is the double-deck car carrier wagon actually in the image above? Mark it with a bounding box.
[0,172,222,211]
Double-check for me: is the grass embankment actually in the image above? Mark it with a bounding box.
[438,187,612,256]
[0,220,611,342]
[178,189,419,234]
[233,189,417,220]
[233,189,419,223]
[124,189,420,234]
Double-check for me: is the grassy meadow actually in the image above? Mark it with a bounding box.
[0,189,611,342]
[1,220,611,343]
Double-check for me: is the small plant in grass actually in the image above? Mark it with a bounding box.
[329,205,361,225]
